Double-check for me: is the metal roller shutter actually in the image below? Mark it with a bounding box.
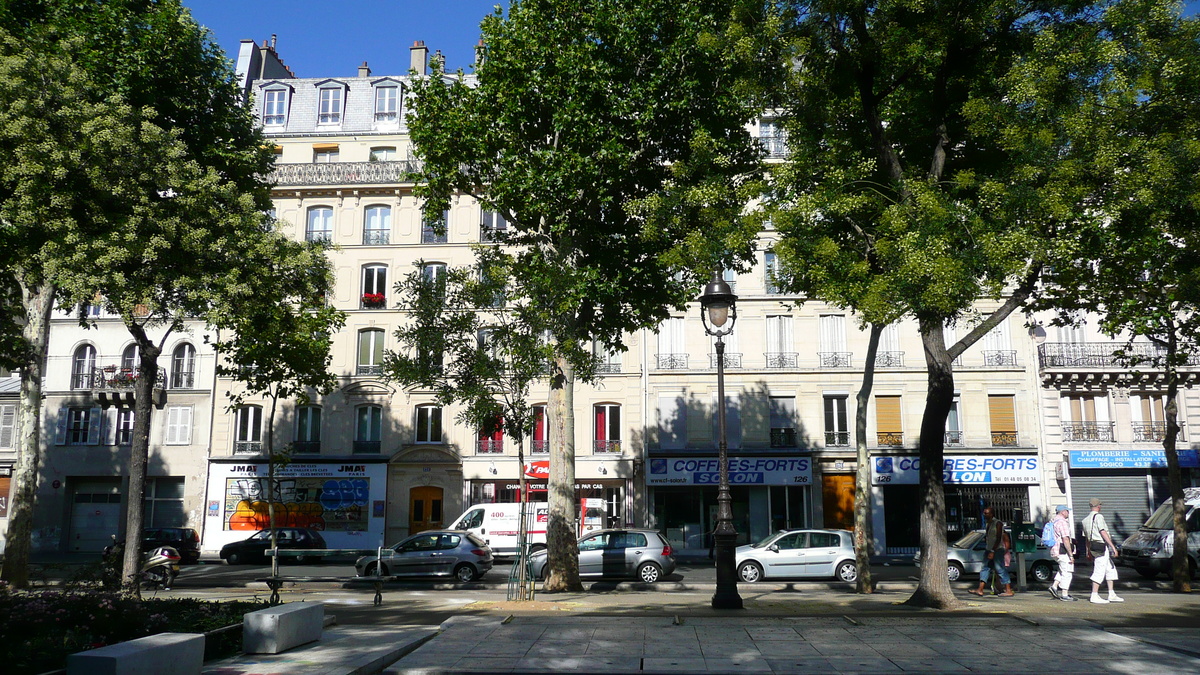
[1070,472,1153,543]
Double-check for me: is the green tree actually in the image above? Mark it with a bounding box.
[209,238,344,578]
[408,0,775,591]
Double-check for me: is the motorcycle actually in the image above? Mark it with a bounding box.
[102,535,182,590]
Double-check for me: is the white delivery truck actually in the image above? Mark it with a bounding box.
[449,502,548,557]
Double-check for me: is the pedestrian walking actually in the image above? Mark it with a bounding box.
[969,507,1013,597]
[1048,504,1078,601]
[1082,497,1124,604]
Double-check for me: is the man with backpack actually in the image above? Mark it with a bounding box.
[1082,497,1123,604]
[1047,504,1078,601]
[969,507,1013,596]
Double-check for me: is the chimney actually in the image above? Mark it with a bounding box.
[474,39,486,67]
[410,40,428,75]
[271,34,277,51]
[433,50,446,72]
[358,61,371,77]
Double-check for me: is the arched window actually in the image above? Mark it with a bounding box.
[306,206,333,242]
[363,205,391,245]
[415,405,442,443]
[594,404,621,453]
[362,264,388,308]
[171,343,195,388]
[295,406,321,453]
[122,344,139,372]
[234,405,263,454]
[357,329,385,375]
[72,344,96,389]
[355,405,382,453]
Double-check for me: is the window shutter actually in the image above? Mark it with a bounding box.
[875,396,902,433]
[881,324,900,353]
[104,409,117,446]
[0,405,15,448]
[988,395,1016,433]
[87,407,103,445]
[54,409,68,445]
[820,315,845,352]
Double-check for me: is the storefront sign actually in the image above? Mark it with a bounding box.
[646,457,812,486]
[1069,449,1200,469]
[872,455,1039,485]
[524,460,549,479]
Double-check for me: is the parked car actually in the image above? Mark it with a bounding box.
[735,529,858,583]
[914,529,1055,582]
[355,530,493,582]
[1119,487,1200,579]
[528,528,676,583]
[104,527,201,565]
[219,528,327,565]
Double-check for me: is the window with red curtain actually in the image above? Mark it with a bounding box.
[594,404,620,453]
[531,405,547,454]
[478,416,504,454]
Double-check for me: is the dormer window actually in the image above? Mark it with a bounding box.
[318,86,343,124]
[263,88,288,126]
[375,86,398,122]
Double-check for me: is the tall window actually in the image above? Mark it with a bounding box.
[478,416,504,454]
[363,205,391,245]
[421,209,449,243]
[362,264,388,308]
[318,86,342,124]
[164,406,192,445]
[144,478,185,528]
[595,404,621,453]
[171,343,195,389]
[306,207,333,242]
[416,405,442,443]
[656,317,687,370]
[420,262,447,301]
[61,407,98,445]
[295,406,321,452]
[1061,393,1113,442]
[594,341,621,373]
[875,395,902,446]
[262,88,287,125]
[657,394,686,450]
[369,146,397,162]
[764,251,780,294]
[988,395,1018,446]
[355,406,382,453]
[481,210,508,242]
[358,329,385,375]
[116,409,134,446]
[1131,393,1168,442]
[823,396,848,447]
[982,322,1015,366]
[121,344,139,373]
[72,344,96,389]
[765,316,794,368]
[235,405,263,453]
[531,404,548,454]
[818,314,848,367]
[712,393,742,449]
[374,86,399,122]
[945,397,963,446]
[772,396,798,447]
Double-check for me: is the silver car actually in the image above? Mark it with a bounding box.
[914,529,1055,582]
[529,529,676,583]
[354,530,493,582]
[735,529,858,583]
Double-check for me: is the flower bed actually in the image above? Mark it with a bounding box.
[0,588,269,675]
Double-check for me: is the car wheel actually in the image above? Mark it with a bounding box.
[947,561,964,582]
[530,544,547,555]
[637,562,663,583]
[835,560,858,583]
[1030,561,1053,583]
[454,564,477,583]
[364,562,387,577]
[738,561,763,583]
[226,552,241,565]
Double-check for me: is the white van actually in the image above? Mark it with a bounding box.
[449,502,548,557]
[1119,487,1200,579]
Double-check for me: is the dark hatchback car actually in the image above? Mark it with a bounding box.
[144,528,201,564]
[219,528,327,565]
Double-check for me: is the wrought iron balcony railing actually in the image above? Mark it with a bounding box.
[170,369,195,389]
[772,428,799,448]
[1132,422,1185,443]
[477,439,504,454]
[306,230,332,243]
[529,440,549,454]
[235,441,262,454]
[1061,421,1116,442]
[819,352,852,368]
[353,441,381,454]
[362,229,390,245]
[824,430,849,447]
[765,352,798,369]
[291,441,321,454]
[656,354,689,370]
[709,353,743,369]
[270,160,424,186]
[874,351,904,368]
[991,431,1019,447]
[877,431,904,446]
[944,430,964,446]
[759,136,789,159]
[595,362,621,374]
[1038,342,1200,369]
[982,350,1018,367]
[594,440,622,454]
[90,366,167,392]
[421,227,447,244]
[356,364,383,376]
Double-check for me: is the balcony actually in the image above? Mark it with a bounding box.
[765,352,798,369]
[596,362,621,374]
[353,440,381,454]
[874,351,904,368]
[945,430,964,447]
[991,431,1019,447]
[656,354,688,370]
[421,226,447,244]
[772,428,799,447]
[1062,421,1116,443]
[234,441,262,454]
[594,440,622,454]
[529,440,549,455]
[362,229,390,245]
[480,227,508,243]
[758,135,788,159]
[356,364,382,376]
[824,430,849,447]
[877,431,903,446]
[170,369,195,389]
[477,439,504,454]
[270,160,424,186]
[709,353,743,369]
[306,230,332,243]
[1039,341,1200,370]
[982,350,1018,367]
[1132,422,1185,443]
[819,352,852,368]
[292,441,321,454]
[90,366,167,408]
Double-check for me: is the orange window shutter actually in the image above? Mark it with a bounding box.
[989,395,1016,433]
[875,396,901,433]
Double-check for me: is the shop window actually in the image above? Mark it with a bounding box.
[823,396,847,447]
[143,477,185,528]
[355,406,382,453]
[595,404,621,453]
[416,405,442,443]
[875,395,902,446]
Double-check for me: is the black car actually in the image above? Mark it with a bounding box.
[219,528,327,565]
[143,528,201,564]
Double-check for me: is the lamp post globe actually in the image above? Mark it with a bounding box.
[700,270,743,610]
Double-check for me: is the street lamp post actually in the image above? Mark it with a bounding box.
[700,270,743,610]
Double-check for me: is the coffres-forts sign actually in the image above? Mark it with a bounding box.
[872,455,1039,485]
[646,457,812,486]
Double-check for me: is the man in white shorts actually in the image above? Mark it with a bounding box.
[1082,497,1123,604]
[1049,505,1078,601]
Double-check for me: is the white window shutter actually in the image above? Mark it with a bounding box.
[104,409,117,446]
[54,409,68,445]
[177,406,193,445]
[87,407,102,445]
[0,404,15,448]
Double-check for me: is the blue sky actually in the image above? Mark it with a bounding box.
[184,1,505,78]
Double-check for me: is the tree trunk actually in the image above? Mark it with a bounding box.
[544,353,582,592]
[1162,321,1191,592]
[905,320,958,609]
[0,276,55,588]
[854,323,884,594]
[267,393,280,579]
[120,323,162,597]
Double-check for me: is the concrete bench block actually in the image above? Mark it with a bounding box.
[67,632,204,675]
[243,602,324,654]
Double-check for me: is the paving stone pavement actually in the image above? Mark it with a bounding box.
[385,614,1200,674]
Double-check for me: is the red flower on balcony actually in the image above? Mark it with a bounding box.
[361,293,386,308]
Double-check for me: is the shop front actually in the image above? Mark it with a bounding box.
[203,459,388,553]
[1067,448,1200,542]
[871,453,1040,555]
[646,455,813,557]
